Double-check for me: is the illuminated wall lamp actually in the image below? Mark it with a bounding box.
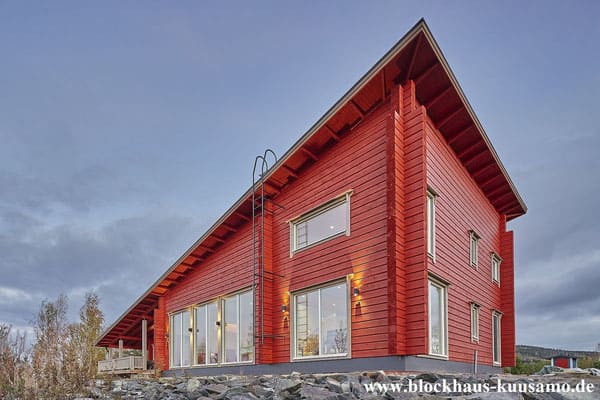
[353,287,360,297]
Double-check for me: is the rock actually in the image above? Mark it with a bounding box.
[416,372,439,383]
[187,377,203,392]
[205,383,229,395]
[326,376,343,393]
[276,378,302,394]
[300,384,344,400]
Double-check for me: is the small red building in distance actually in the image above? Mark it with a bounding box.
[96,20,526,375]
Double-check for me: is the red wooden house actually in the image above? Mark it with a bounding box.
[96,20,526,375]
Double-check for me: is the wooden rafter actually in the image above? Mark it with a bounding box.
[324,125,340,141]
[448,123,474,146]
[222,223,237,233]
[405,32,422,81]
[198,244,215,253]
[349,100,365,117]
[211,235,226,244]
[464,150,490,168]
[426,85,453,109]
[437,106,463,129]
[381,68,387,99]
[456,140,481,159]
[234,211,250,222]
[414,61,439,85]
[282,164,298,178]
[478,174,501,189]
[472,161,497,179]
[301,147,318,161]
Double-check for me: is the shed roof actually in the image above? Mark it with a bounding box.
[96,19,526,348]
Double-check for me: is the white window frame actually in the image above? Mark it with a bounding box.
[491,253,501,285]
[169,310,191,368]
[492,311,502,365]
[221,291,254,365]
[289,191,352,254]
[170,289,254,369]
[469,231,480,268]
[428,276,448,357]
[470,302,480,342]
[291,279,350,360]
[426,189,437,260]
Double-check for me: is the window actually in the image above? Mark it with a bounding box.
[492,311,502,364]
[469,231,480,267]
[170,310,191,367]
[193,301,219,365]
[222,291,254,363]
[426,190,436,258]
[470,302,480,342]
[428,277,448,356]
[491,253,501,285]
[293,281,348,359]
[291,192,351,253]
[171,290,253,368]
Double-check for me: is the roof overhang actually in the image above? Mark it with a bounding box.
[96,19,526,347]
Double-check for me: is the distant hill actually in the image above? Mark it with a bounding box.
[517,345,600,361]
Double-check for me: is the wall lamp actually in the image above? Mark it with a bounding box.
[281,304,287,313]
[353,287,360,297]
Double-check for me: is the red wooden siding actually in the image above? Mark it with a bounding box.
[425,111,508,366]
[271,101,391,361]
[402,81,429,355]
[154,296,168,371]
[500,225,516,367]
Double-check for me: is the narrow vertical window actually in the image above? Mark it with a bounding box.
[469,231,480,267]
[428,277,448,356]
[170,310,191,368]
[470,302,480,342]
[492,311,502,365]
[194,301,219,365]
[491,253,501,285]
[293,281,348,359]
[427,190,436,259]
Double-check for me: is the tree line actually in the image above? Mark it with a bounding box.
[0,292,104,399]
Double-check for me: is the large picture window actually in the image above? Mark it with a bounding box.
[170,290,253,368]
[291,192,351,253]
[293,281,348,359]
[428,277,448,357]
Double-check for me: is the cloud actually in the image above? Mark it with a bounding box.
[0,287,33,305]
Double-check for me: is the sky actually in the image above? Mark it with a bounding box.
[0,1,599,351]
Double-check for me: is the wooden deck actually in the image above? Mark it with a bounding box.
[98,356,148,375]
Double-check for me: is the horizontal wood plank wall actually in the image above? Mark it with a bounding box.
[425,114,503,366]
[164,221,254,311]
[154,296,168,371]
[271,102,391,362]
[403,81,429,355]
[500,223,515,367]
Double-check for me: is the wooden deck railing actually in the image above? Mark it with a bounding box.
[98,356,145,373]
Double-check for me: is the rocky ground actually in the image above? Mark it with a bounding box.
[83,371,600,400]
